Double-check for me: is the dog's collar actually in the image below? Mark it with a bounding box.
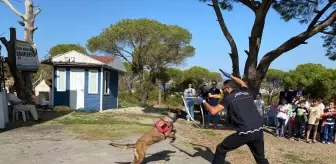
[167,115,177,123]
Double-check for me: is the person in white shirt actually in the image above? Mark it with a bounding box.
[276,98,290,137]
[7,86,39,121]
[183,84,196,121]
[254,93,265,116]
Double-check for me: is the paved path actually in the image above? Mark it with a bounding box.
[0,125,212,164]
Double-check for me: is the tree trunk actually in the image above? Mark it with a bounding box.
[20,0,37,103]
[138,71,149,104]
[208,0,336,100]
[140,87,149,104]
[1,0,41,104]
[163,84,167,103]
[245,68,263,96]
[24,0,36,43]
[158,85,161,105]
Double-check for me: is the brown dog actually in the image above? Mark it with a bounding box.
[109,110,184,164]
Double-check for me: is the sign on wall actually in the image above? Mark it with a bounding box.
[15,40,39,71]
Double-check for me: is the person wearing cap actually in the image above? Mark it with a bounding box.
[198,70,268,164]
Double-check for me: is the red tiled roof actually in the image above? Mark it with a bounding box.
[90,55,116,64]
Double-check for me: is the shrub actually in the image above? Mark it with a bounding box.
[54,106,71,112]
[118,92,142,108]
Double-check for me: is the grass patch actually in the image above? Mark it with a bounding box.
[282,153,325,164]
[56,117,151,127]
[47,111,154,140]
[67,124,151,140]
[201,130,217,137]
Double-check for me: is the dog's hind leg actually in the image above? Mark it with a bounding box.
[132,142,147,164]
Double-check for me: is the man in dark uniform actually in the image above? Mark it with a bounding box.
[198,70,269,164]
[206,80,221,128]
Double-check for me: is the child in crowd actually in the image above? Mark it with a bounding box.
[287,102,295,138]
[320,100,336,144]
[306,98,324,144]
[292,100,308,141]
[276,98,289,137]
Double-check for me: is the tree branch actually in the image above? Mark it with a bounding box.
[34,8,41,18]
[119,48,132,55]
[32,26,38,31]
[307,1,334,30]
[244,50,250,55]
[258,10,336,77]
[238,0,260,12]
[211,0,240,77]
[0,37,9,49]
[0,0,25,20]
[321,30,336,35]
[244,0,273,79]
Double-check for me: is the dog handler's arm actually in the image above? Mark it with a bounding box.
[202,102,224,115]
[219,69,247,88]
[230,75,248,88]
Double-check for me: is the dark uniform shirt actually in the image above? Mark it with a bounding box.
[220,87,264,133]
[208,88,221,106]
[200,90,209,100]
[323,108,336,125]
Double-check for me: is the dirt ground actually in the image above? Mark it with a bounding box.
[1,109,336,164]
[0,125,212,164]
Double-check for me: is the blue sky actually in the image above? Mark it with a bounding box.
[0,0,335,73]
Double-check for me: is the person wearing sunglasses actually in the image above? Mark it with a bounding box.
[198,70,268,164]
[206,80,221,129]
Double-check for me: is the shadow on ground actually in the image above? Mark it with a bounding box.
[0,110,71,133]
[114,150,176,164]
[263,127,276,136]
[171,143,214,163]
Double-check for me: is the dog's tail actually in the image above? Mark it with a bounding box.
[109,143,136,149]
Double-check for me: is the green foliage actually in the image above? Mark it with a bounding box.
[322,23,336,61]
[262,69,286,105]
[3,63,11,80]
[49,44,87,57]
[165,95,183,106]
[123,62,133,74]
[265,69,286,82]
[161,68,184,93]
[199,0,336,71]
[118,92,142,108]
[87,18,195,103]
[283,63,336,100]
[87,19,195,70]
[182,66,222,88]
[272,0,317,24]
[32,64,52,82]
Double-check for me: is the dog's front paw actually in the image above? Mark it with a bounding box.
[170,138,176,143]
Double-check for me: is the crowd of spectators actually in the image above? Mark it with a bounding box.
[261,89,336,144]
